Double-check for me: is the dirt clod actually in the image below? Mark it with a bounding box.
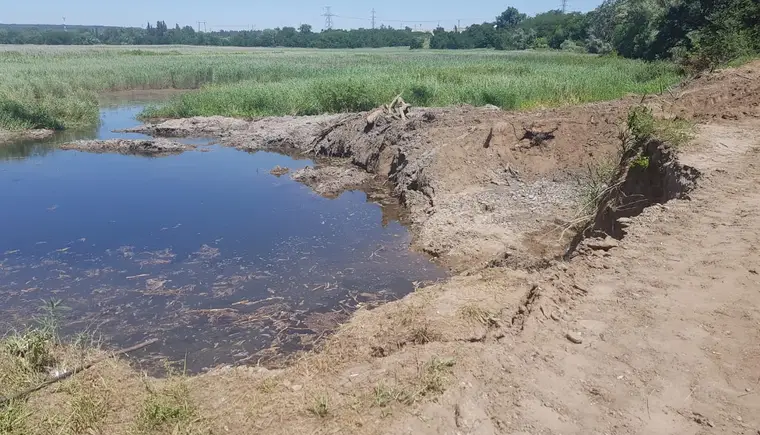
[269,165,290,176]
[584,237,619,251]
[290,165,371,197]
[692,412,715,428]
[566,331,584,344]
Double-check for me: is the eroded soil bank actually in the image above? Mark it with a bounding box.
[5,61,760,434]
[125,62,758,272]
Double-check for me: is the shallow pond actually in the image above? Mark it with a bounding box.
[0,105,446,371]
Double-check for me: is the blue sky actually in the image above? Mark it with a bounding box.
[4,0,604,30]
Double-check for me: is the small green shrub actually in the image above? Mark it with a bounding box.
[4,330,56,373]
[627,106,656,143]
[631,154,650,169]
[137,381,196,432]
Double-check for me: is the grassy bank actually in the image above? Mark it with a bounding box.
[0,46,682,131]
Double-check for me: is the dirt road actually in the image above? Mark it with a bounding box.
[405,120,760,435]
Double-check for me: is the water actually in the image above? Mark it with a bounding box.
[0,105,446,371]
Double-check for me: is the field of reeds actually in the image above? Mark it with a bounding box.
[0,45,682,131]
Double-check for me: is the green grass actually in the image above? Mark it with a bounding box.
[136,379,197,433]
[0,46,682,131]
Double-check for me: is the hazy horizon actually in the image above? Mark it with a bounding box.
[3,0,604,32]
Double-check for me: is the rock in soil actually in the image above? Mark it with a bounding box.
[566,331,583,344]
[60,138,194,156]
[584,237,619,251]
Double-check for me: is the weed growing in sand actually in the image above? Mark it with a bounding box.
[627,106,694,149]
[417,357,456,397]
[1,299,70,382]
[459,305,500,327]
[137,379,196,433]
[255,376,280,394]
[0,401,27,435]
[308,394,330,418]
[372,383,415,408]
[654,117,695,149]
[408,325,441,345]
[577,158,618,218]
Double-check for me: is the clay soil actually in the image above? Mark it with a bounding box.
[10,60,760,435]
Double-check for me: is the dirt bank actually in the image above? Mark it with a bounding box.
[6,61,759,435]
[129,103,632,270]
[126,62,760,272]
[59,138,196,156]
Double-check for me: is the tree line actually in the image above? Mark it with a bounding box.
[428,0,759,69]
[0,23,418,49]
[1,0,757,67]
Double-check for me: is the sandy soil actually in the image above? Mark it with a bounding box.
[10,61,760,435]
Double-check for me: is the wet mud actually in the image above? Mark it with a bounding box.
[60,138,196,156]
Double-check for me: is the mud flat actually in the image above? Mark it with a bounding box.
[0,129,55,146]
[60,138,196,156]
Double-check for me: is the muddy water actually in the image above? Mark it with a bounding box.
[0,105,446,371]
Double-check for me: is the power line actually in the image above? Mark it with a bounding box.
[322,6,334,30]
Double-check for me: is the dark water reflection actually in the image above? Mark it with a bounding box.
[0,105,446,371]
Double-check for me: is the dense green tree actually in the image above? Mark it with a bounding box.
[496,7,527,29]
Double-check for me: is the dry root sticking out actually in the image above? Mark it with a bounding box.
[512,123,560,148]
[365,94,412,131]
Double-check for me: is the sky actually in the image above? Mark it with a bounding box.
[2,0,605,31]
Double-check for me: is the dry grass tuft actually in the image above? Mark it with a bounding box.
[372,383,415,408]
[459,305,501,327]
[417,357,456,398]
[408,325,441,345]
[654,116,695,149]
[307,394,330,418]
[0,400,27,435]
[135,377,197,434]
